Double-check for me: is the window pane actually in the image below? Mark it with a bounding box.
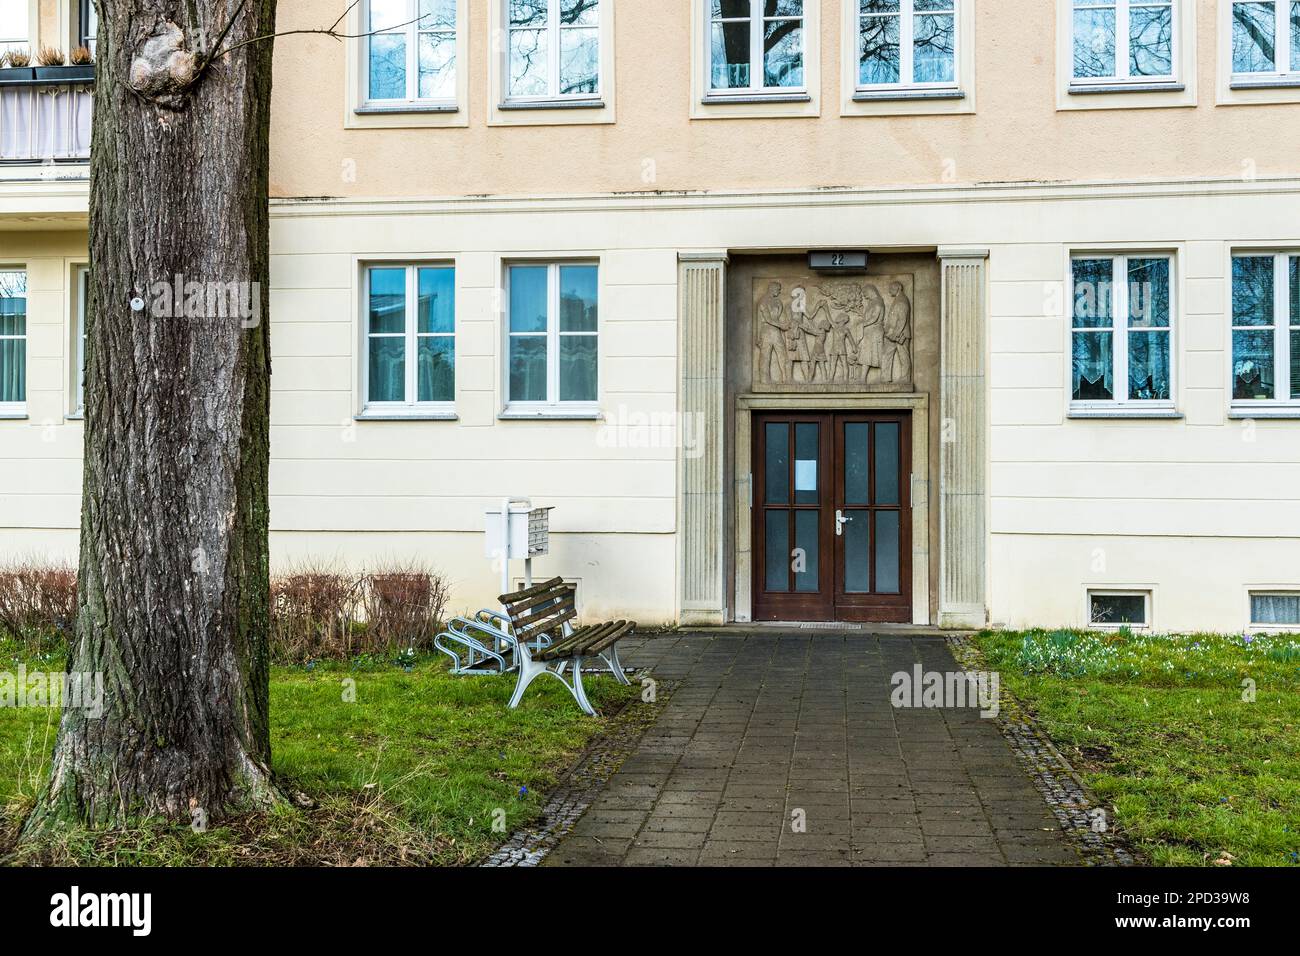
[1232,1,1277,72]
[417,267,454,334]
[559,27,599,94]
[559,265,598,331]
[1129,3,1173,76]
[1128,257,1169,329]
[874,422,899,505]
[0,339,24,404]
[794,422,818,504]
[561,0,599,26]
[1251,593,1300,625]
[1072,331,1114,400]
[765,510,789,592]
[1232,256,1274,326]
[369,32,407,100]
[419,0,457,28]
[1293,1,1300,69]
[1128,330,1171,400]
[559,335,597,401]
[371,0,409,30]
[875,511,900,594]
[368,336,405,402]
[1090,593,1146,625]
[369,268,406,333]
[1073,6,1117,78]
[509,28,548,96]
[1072,259,1114,328]
[509,266,548,333]
[509,0,547,26]
[861,0,901,11]
[1291,329,1300,400]
[914,13,955,83]
[844,422,869,505]
[763,20,803,87]
[710,20,751,88]
[794,510,819,593]
[417,336,454,402]
[1232,329,1275,400]
[509,335,548,402]
[417,32,456,99]
[1291,256,1299,325]
[765,422,790,504]
[859,14,901,84]
[843,512,870,593]
[767,0,804,14]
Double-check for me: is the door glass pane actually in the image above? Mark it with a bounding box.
[844,422,869,505]
[765,422,789,504]
[874,422,899,505]
[843,511,870,593]
[794,422,818,504]
[875,511,900,594]
[794,509,818,593]
[765,510,789,592]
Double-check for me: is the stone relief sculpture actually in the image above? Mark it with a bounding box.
[752,276,914,389]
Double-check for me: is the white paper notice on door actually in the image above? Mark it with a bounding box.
[795,459,817,492]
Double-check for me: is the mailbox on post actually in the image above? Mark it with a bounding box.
[484,498,553,595]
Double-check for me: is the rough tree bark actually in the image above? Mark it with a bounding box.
[24,0,281,832]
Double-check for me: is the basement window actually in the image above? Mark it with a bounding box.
[1249,592,1300,629]
[1088,590,1150,628]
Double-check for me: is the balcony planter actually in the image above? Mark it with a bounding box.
[0,67,37,86]
[34,64,95,84]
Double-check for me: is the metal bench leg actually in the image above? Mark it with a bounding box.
[598,643,631,686]
[570,657,595,716]
[507,655,547,709]
[506,653,597,717]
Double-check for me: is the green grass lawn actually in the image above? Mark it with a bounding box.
[0,642,638,866]
[974,628,1300,867]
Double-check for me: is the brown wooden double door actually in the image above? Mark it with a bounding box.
[753,411,912,623]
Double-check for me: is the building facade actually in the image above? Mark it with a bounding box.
[2,1,1300,633]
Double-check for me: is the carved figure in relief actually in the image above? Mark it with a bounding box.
[756,281,793,384]
[883,282,913,384]
[855,284,886,380]
[791,286,830,382]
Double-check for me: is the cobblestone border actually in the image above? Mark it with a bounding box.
[947,635,1137,866]
[481,677,678,867]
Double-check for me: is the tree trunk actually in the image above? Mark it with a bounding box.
[25,0,281,831]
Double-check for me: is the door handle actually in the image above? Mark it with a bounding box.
[835,510,851,536]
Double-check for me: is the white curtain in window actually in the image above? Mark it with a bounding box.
[1252,594,1300,625]
[0,86,91,161]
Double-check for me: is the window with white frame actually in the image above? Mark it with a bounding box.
[364,0,457,105]
[506,263,598,407]
[506,0,601,100]
[75,266,88,414]
[1072,0,1176,83]
[709,0,806,94]
[0,3,27,57]
[0,270,26,413]
[1071,255,1174,405]
[858,0,957,89]
[1230,253,1299,403]
[1088,590,1150,628]
[1250,591,1300,627]
[364,265,456,411]
[1231,1,1300,77]
[78,0,97,55]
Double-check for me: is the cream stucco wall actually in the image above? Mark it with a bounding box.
[4,177,1299,631]
[269,0,1300,199]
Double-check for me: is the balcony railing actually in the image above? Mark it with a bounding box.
[0,67,93,164]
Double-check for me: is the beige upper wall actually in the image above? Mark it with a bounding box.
[269,0,1300,199]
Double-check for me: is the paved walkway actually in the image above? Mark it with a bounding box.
[543,633,1083,867]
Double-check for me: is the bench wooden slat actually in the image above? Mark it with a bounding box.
[516,605,578,642]
[499,576,566,609]
[535,620,618,661]
[503,585,575,617]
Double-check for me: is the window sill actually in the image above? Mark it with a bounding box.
[65,412,84,421]
[853,88,963,102]
[1227,404,1300,419]
[499,406,602,421]
[498,98,605,111]
[701,91,811,105]
[355,102,458,115]
[1068,81,1184,95]
[0,411,28,420]
[1068,405,1182,420]
[356,409,458,422]
[1230,76,1300,90]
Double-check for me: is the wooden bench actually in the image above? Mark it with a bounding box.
[499,577,635,715]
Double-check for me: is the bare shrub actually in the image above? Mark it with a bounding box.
[0,560,78,655]
[268,563,361,664]
[35,46,65,67]
[361,561,450,656]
